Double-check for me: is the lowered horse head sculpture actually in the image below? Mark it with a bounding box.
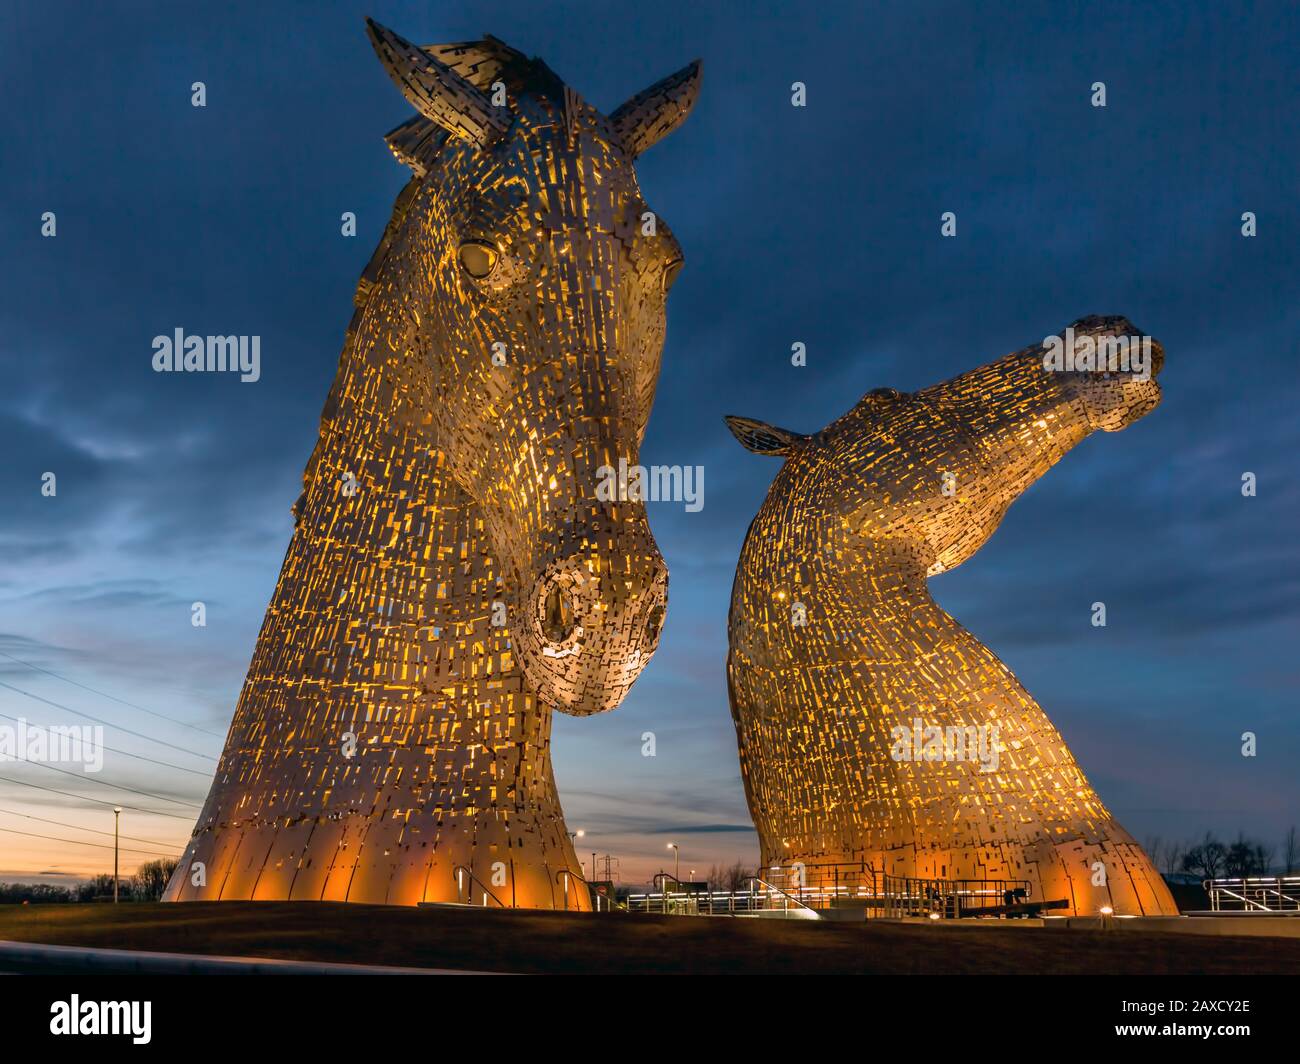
[164,22,699,908]
[725,316,1179,916]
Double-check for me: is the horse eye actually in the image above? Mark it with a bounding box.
[458,242,499,279]
[663,259,684,292]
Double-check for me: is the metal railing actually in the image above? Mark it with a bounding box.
[1206,875,1300,912]
[627,873,773,916]
[439,859,1047,918]
[555,868,587,911]
[555,868,622,912]
[873,874,1033,918]
[623,875,836,919]
[639,873,702,915]
[750,876,820,918]
[452,865,508,908]
[624,864,1037,920]
[756,863,1033,917]
[761,860,878,903]
[625,882,794,917]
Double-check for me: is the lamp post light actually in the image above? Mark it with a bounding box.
[560,832,585,909]
[666,842,679,882]
[113,807,122,903]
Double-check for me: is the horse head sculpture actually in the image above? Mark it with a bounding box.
[164,22,700,908]
[360,20,695,713]
[725,316,1179,916]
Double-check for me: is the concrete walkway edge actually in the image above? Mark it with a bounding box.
[0,939,489,975]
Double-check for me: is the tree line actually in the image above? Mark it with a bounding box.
[1145,827,1298,881]
[0,858,177,904]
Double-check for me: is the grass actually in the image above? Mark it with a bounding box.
[2,902,1299,974]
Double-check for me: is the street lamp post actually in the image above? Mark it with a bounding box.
[113,807,122,903]
[667,842,679,882]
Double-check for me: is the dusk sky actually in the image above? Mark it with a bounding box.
[2,0,1297,887]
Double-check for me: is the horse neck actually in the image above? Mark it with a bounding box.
[253,177,539,742]
[729,498,866,654]
[729,480,952,664]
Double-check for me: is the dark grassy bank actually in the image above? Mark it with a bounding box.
[2,902,1298,974]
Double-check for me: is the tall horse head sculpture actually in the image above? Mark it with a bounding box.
[725,316,1179,916]
[164,21,700,908]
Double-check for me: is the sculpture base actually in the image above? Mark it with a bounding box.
[162,809,591,911]
[763,833,1179,917]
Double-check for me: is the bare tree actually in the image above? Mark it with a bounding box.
[1144,835,1164,874]
[724,860,754,892]
[1223,833,1274,877]
[705,861,755,892]
[1181,832,1227,880]
[1225,836,1251,877]
[1163,839,1186,877]
[1284,826,1298,874]
[132,858,178,901]
[77,873,132,902]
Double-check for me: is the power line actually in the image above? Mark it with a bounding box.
[0,648,224,738]
[0,806,184,850]
[0,679,217,762]
[0,826,178,859]
[0,775,196,821]
[5,758,202,809]
[0,711,211,777]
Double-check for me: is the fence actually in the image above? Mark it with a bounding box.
[1205,875,1300,912]
[624,863,1036,919]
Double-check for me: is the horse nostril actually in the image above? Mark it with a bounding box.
[541,585,576,643]
[645,602,665,645]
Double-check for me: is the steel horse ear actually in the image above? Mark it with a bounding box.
[165,21,701,909]
[726,316,1178,917]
